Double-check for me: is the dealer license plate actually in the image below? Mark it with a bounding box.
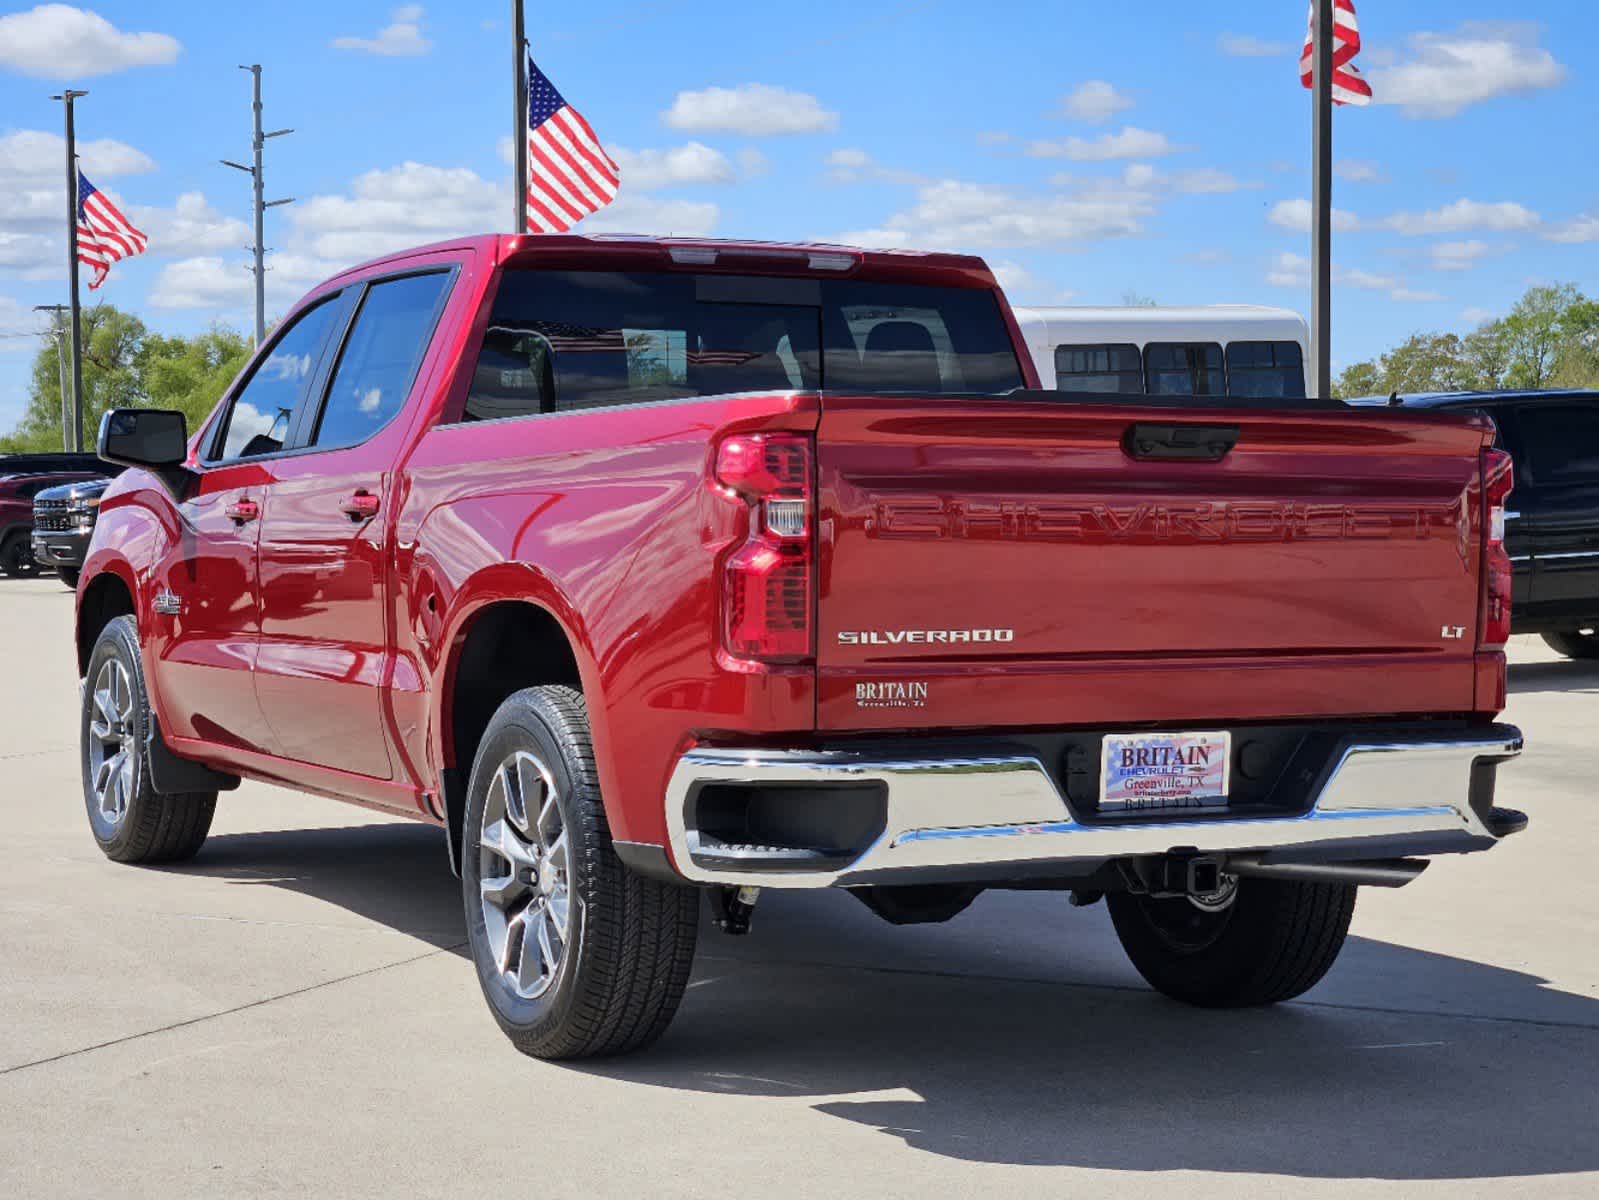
[1099,731,1232,813]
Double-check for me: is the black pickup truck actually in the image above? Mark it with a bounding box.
[1355,389,1599,658]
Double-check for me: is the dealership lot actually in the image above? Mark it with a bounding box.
[1,574,1596,1199]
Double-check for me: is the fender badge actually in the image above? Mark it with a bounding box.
[153,590,182,616]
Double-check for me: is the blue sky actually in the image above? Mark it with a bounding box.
[1,1,1595,430]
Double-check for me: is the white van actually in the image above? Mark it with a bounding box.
[1010,305,1310,399]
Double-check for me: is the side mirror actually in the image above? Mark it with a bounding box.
[97,408,195,497]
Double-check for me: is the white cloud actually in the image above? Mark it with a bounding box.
[1026,126,1181,162]
[1268,198,1360,233]
[1266,251,1434,302]
[1428,240,1491,272]
[0,130,155,184]
[129,193,250,256]
[1544,215,1599,244]
[1371,24,1567,118]
[1171,167,1248,195]
[148,252,331,311]
[610,142,735,189]
[736,148,769,177]
[975,130,1013,147]
[332,5,432,56]
[1461,306,1496,326]
[869,174,1157,250]
[1335,159,1385,184]
[1382,199,1540,236]
[0,5,180,78]
[1218,33,1291,58]
[1060,80,1133,124]
[0,230,57,275]
[577,194,719,237]
[823,147,925,186]
[662,84,837,135]
[291,162,503,263]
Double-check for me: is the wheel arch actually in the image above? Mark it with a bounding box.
[76,564,138,677]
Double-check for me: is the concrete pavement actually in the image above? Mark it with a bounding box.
[1,574,1596,1198]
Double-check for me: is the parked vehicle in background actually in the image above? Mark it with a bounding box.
[0,454,110,578]
[75,233,1523,1061]
[1350,389,1599,659]
[1010,305,1309,400]
[33,476,117,589]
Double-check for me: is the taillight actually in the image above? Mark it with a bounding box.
[715,433,814,662]
[1479,447,1514,648]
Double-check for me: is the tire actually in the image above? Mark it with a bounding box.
[0,531,38,577]
[462,685,698,1059]
[1542,629,1599,660]
[81,615,216,863]
[57,566,81,590]
[1108,875,1356,1008]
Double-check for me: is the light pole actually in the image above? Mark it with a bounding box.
[223,65,294,346]
[32,304,70,450]
[49,88,87,450]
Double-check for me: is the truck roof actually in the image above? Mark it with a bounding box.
[325,233,1000,290]
[1011,304,1309,346]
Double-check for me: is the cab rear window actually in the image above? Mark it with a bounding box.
[458,270,1023,420]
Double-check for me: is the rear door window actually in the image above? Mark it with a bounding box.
[1146,342,1226,396]
[1054,343,1143,394]
[308,272,452,450]
[1227,341,1305,399]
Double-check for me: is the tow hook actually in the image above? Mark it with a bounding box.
[711,885,761,936]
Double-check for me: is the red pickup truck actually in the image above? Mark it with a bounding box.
[76,234,1524,1059]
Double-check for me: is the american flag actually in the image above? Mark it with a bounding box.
[77,171,148,290]
[524,56,620,233]
[1300,0,1373,107]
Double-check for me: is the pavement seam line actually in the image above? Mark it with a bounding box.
[697,952,1599,1033]
[0,940,467,1077]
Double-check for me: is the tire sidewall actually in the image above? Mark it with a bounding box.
[461,698,591,1041]
[80,615,151,854]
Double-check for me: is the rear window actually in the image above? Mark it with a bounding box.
[459,270,1022,420]
[1227,340,1305,399]
[1054,343,1143,394]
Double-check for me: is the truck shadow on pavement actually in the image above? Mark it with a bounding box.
[1507,658,1599,696]
[185,823,1599,1181]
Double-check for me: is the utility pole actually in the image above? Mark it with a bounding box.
[223,65,294,347]
[1309,0,1334,400]
[511,0,528,233]
[50,89,87,451]
[32,304,71,451]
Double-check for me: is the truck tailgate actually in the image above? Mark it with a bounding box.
[816,395,1493,732]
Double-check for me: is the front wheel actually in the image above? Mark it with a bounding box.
[1542,629,1599,660]
[57,566,81,590]
[1108,875,1356,1007]
[81,615,216,863]
[0,531,38,577]
[462,685,698,1059]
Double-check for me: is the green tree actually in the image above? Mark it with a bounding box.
[1501,284,1582,390]
[1,305,250,452]
[1332,360,1380,399]
[1378,332,1470,394]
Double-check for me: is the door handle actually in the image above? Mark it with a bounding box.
[341,491,381,522]
[1124,423,1240,462]
[224,498,260,524]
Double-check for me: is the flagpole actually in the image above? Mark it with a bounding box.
[52,88,88,452]
[512,0,528,234]
[1310,0,1334,400]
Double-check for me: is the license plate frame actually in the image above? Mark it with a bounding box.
[1099,730,1232,814]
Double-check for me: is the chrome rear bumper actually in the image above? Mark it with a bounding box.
[662,726,1523,888]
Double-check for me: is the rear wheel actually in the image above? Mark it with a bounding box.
[1108,875,1356,1007]
[1542,629,1599,660]
[81,615,216,863]
[57,566,81,590]
[462,685,699,1059]
[0,531,38,577]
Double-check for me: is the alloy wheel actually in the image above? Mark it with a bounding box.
[478,749,573,1000]
[87,658,136,828]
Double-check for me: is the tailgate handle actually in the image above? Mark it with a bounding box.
[1125,423,1239,462]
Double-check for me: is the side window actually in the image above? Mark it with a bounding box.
[213,296,344,461]
[1146,342,1225,396]
[1055,343,1143,394]
[1227,341,1306,399]
[1514,404,1599,484]
[310,273,452,450]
